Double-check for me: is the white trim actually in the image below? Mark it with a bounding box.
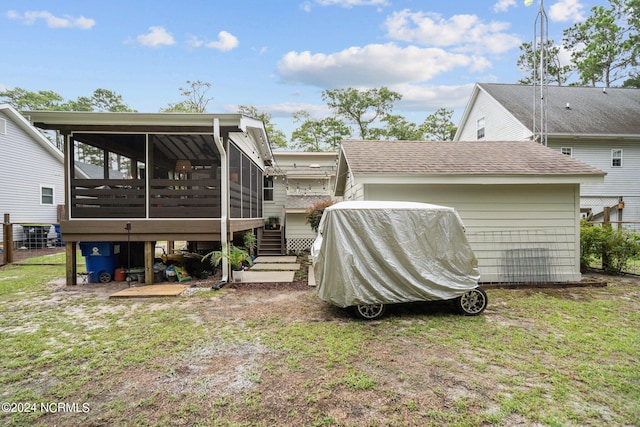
[611,148,623,167]
[0,117,6,135]
[40,184,55,205]
[476,117,485,140]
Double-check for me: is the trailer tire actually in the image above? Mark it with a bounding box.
[456,288,487,316]
[353,303,386,320]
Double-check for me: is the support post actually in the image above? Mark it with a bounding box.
[3,214,14,264]
[66,242,77,286]
[144,241,154,285]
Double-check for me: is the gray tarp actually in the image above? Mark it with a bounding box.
[312,201,480,308]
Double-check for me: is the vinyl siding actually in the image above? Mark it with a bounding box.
[456,91,530,141]
[0,110,65,242]
[285,213,317,251]
[365,183,581,283]
[342,172,364,201]
[263,181,286,221]
[548,139,640,223]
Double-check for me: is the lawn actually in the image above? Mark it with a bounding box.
[0,263,639,426]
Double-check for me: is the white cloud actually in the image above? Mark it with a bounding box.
[384,10,521,54]
[390,83,476,111]
[187,31,239,51]
[277,43,485,87]
[186,36,204,48]
[493,0,516,13]
[205,31,239,51]
[136,26,175,47]
[7,10,95,29]
[549,0,585,22]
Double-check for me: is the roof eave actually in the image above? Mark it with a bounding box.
[25,110,247,129]
[353,173,606,185]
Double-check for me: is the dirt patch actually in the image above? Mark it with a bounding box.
[8,267,639,426]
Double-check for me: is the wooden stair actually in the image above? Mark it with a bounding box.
[258,229,284,256]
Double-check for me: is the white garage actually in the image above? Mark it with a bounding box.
[334,140,606,284]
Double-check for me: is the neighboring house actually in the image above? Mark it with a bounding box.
[264,151,339,253]
[0,104,65,249]
[454,83,640,228]
[334,140,605,284]
[28,110,273,285]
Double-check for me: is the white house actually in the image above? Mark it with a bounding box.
[334,140,605,284]
[454,83,640,228]
[0,104,65,250]
[264,151,339,253]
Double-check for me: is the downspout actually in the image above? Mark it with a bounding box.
[213,118,229,287]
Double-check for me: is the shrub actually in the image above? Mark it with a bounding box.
[305,199,335,233]
[580,219,640,275]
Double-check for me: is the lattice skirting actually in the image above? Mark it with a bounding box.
[287,238,315,252]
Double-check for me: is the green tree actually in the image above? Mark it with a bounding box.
[420,108,457,141]
[369,114,421,140]
[0,86,135,112]
[162,80,213,113]
[0,87,65,110]
[563,1,638,87]
[89,88,135,112]
[517,40,574,86]
[237,105,288,149]
[291,111,351,151]
[622,72,640,87]
[322,87,402,139]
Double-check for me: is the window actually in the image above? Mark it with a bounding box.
[561,147,572,156]
[476,117,485,140]
[612,149,623,167]
[41,186,54,205]
[263,176,274,201]
[0,118,6,135]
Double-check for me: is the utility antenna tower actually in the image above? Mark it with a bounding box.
[532,0,548,146]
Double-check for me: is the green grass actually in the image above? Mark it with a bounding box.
[1,262,639,426]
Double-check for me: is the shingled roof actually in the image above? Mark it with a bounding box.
[478,83,640,136]
[339,140,605,176]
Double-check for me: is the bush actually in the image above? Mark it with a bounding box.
[305,199,335,233]
[580,219,640,275]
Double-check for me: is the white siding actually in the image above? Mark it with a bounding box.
[365,183,581,283]
[342,172,364,201]
[456,91,530,141]
[0,110,65,243]
[264,178,286,220]
[285,213,317,251]
[548,139,640,224]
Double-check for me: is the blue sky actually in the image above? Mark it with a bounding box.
[1,0,608,140]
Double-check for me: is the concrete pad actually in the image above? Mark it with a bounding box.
[253,256,297,264]
[110,284,189,298]
[308,265,316,287]
[250,263,300,271]
[241,271,295,283]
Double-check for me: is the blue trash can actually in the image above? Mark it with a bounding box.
[79,242,119,283]
[53,224,65,247]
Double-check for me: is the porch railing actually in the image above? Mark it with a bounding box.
[149,178,220,218]
[71,179,145,218]
[71,178,221,218]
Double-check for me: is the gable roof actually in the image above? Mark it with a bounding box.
[335,140,605,195]
[0,104,64,162]
[476,83,640,136]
